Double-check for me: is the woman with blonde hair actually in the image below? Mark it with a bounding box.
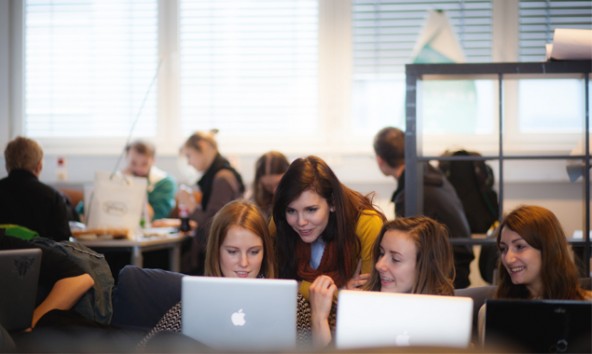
[203,200,275,279]
[178,130,245,274]
[140,200,314,349]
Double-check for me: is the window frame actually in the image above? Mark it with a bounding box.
[3,0,586,157]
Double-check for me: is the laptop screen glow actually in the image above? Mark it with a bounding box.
[336,290,473,349]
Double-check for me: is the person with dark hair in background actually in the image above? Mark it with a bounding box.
[373,127,474,288]
[0,136,71,241]
[251,151,290,219]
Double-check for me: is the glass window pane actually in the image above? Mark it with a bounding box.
[24,0,159,138]
[179,0,319,135]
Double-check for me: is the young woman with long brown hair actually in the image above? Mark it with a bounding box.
[309,216,455,347]
[272,155,386,299]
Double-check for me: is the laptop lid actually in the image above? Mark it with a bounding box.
[485,299,592,353]
[336,290,473,349]
[181,276,297,351]
[0,248,42,331]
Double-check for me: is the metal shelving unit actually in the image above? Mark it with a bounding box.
[405,61,591,275]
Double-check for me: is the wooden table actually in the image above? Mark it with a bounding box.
[71,230,186,272]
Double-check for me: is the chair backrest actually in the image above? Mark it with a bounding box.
[111,265,183,330]
[455,285,496,339]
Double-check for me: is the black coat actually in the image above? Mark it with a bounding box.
[0,169,71,241]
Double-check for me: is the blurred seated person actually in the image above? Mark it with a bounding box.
[177,130,245,274]
[123,140,176,221]
[0,136,71,241]
[250,151,290,219]
[76,140,176,222]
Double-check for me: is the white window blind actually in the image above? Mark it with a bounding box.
[351,0,492,134]
[178,0,318,135]
[519,0,592,61]
[25,0,158,138]
[352,0,492,78]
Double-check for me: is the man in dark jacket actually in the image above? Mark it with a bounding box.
[373,127,474,288]
[0,136,71,241]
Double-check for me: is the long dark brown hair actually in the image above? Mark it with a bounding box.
[495,205,587,300]
[273,155,385,286]
[364,217,455,295]
[253,151,289,217]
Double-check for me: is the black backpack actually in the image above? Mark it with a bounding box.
[439,150,500,284]
[439,150,499,233]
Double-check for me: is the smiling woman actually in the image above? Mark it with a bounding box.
[272,155,386,299]
[477,205,592,343]
[138,200,316,349]
[307,216,455,348]
[494,205,590,300]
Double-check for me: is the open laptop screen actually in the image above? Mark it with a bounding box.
[0,248,42,331]
[485,299,591,353]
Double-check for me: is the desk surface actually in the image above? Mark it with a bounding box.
[70,227,186,248]
[72,233,185,248]
[70,228,187,272]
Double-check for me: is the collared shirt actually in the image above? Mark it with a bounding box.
[309,237,326,270]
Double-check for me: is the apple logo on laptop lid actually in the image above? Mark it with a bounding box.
[231,309,246,326]
[395,331,411,346]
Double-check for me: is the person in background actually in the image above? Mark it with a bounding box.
[139,200,313,349]
[123,140,176,221]
[373,126,474,288]
[0,136,71,241]
[477,205,592,342]
[177,130,245,274]
[251,151,290,219]
[273,155,385,300]
[309,216,455,347]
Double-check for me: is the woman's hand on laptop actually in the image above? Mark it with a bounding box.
[309,275,337,348]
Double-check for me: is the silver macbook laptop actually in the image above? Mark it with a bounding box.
[0,248,42,331]
[336,290,473,349]
[181,276,298,351]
